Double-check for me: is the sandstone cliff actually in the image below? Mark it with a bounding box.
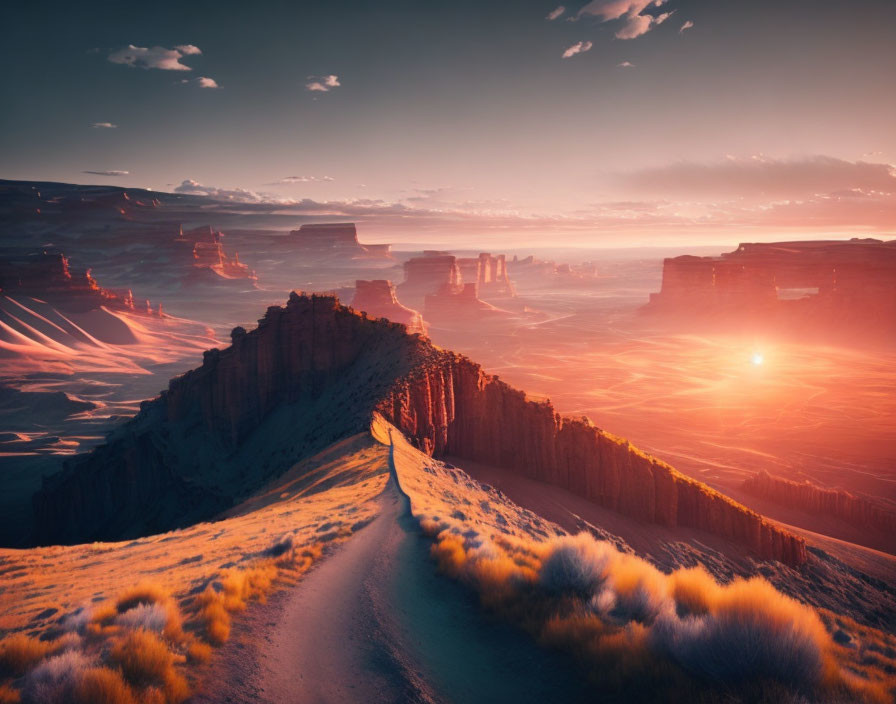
[351,279,427,335]
[742,470,896,535]
[33,294,806,565]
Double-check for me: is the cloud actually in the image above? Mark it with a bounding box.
[616,155,896,201]
[91,122,117,129]
[179,77,220,88]
[276,175,335,184]
[174,179,267,201]
[562,40,593,58]
[546,5,566,20]
[576,0,673,39]
[679,20,694,33]
[617,61,635,67]
[305,75,341,92]
[107,45,201,71]
[82,170,129,176]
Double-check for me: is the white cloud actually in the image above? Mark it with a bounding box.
[305,74,341,92]
[175,44,202,55]
[562,40,593,58]
[276,175,336,184]
[617,61,635,67]
[180,77,220,88]
[108,44,201,71]
[546,6,566,20]
[576,1,673,39]
[174,179,266,201]
[83,170,128,176]
[91,122,117,129]
[679,20,694,33]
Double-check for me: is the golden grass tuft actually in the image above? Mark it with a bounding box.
[196,562,279,645]
[115,583,170,614]
[0,634,57,677]
[72,666,137,704]
[108,630,189,704]
[186,640,213,664]
[0,683,20,704]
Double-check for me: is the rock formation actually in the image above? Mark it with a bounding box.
[289,222,392,258]
[742,470,896,535]
[351,279,427,335]
[646,239,896,329]
[33,294,806,566]
[397,253,462,304]
[175,225,257,282]
[456,253,516,298]
[0,251,163,316]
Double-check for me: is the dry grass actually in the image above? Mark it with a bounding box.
[115,584,169,614]
[72,667,137,704]
[0,634,58,677]
[108,630,189,703]
[422,520,892,702]
[0,683,20,704]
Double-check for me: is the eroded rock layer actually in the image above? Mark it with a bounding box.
[742,471,896,534]
[33,294,806,565]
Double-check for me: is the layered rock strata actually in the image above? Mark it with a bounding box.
[742,471,896,534]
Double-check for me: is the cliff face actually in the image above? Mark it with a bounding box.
[33,294,806,565]
[742,471,896,535]
[376,357,806,566]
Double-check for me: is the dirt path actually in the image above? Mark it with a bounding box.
[192,441,590,704]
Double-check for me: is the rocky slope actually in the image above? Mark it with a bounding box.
[33,294,805,565]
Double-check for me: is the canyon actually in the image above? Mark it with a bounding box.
[34,293,805,566]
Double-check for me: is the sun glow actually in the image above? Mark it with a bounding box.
[751,353,764,366]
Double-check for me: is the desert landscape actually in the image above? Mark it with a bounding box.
[2,1,895,702]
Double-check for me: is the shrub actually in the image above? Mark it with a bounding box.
[72,667,137,704]
[20,650,92,704]
[0,634,56,677]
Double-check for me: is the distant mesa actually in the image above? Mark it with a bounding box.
[455,252,516,298]
[289,222,392,259]
[424,282,514,326]
[34,293,806,568]
[351,279,427,335]
[0,251,163,316]
[646,239,896,333]
[509,254,599,282]
[174,224,258,284]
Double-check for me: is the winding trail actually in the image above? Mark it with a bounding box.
[192,438,590,704]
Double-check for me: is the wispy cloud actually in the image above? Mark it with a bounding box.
[305,75,341,92]
[91,122,117,129]
[577,0,673,39]
[174,179,266,201]
[679,20,694,33]
[546,6,566,20]
[83,170,129,176]
[617,60,635,67]
[108,45,202,71]
[275,175,335,184]
[562,40,593,58]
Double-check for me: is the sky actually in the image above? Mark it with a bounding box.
[2,0,895,246]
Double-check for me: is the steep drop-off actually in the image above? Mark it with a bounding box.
[33,294,806,565]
